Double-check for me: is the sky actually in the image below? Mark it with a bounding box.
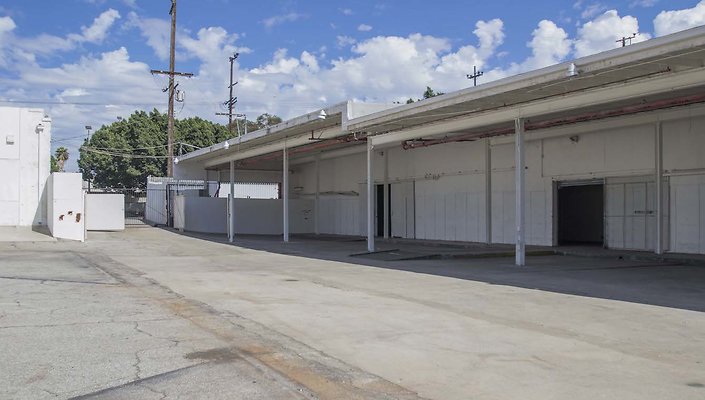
[1,0,704,171]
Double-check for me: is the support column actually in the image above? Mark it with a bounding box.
[485,137,492,244]
[383,150,390,239]
[314,153,320,235]
[367,141,375,252]
[228,160,235,242]
[655,122,663,255]
[515,118,526,266]
[283,145,290,242]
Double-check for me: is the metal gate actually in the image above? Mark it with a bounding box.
[87,188,147,226]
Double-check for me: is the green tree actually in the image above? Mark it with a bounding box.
[405,87,445,104]
[50,154,59,173]
[228,113,284,136]
[78,109,230,188]
[423,86,444,99]
[55,147,69,172]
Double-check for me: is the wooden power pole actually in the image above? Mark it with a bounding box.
[150,0,192,177]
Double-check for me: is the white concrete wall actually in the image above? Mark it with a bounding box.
[171,196,314,235]
[85,194,125,231]
[47,173,85,242]
[291,105,705,254]
[0,107,51,227]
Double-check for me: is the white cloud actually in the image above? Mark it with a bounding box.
[630,0,658,7]
[654,1,705,37]
[336,35,357,48]
[261,13,306,29]
[339,8,353,16]
[0,16,16,34]
[522,20,572,70]
[574,10,650,58]
[122,0,138,8]
[69,9,121,43]
[358,24,373,32]
[575,2,609,19]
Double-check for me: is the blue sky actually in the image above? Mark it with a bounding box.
[0,0,704,170]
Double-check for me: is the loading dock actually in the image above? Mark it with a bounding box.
[171,27,705,264]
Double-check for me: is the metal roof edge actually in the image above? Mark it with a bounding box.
[345,25,705,132]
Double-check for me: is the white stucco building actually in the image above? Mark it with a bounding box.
[173,26,705,261]
[0,107,52,227]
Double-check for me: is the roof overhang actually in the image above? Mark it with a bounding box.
[347,26,705,147]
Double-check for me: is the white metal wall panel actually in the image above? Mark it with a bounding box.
[605,179,655,251]
[605,183,625,249]
[414,176,486,242]
[319,196,360,236]
[670,176,705,254]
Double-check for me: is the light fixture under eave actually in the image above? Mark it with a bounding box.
[317,109,327,120]
[223,141,230,150]
[174,157,179,164]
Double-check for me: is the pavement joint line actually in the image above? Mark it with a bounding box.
[0,275,119,285]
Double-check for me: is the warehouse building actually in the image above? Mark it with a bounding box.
[0,107,52,227]
[174,26,705,264]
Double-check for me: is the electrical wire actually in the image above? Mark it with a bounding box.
[80,147,170,159]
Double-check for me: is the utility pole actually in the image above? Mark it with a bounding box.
[216,53,240,136]
[467,65,484,87]
[616,33,638,47]
[150,0,192,177]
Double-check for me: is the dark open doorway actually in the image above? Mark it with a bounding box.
[558,183,604,246]
[376,184,391,237]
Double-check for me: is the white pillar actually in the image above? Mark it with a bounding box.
[485,137,492,244]
[515,118,526,266]
[229,160,235,242]
[283,145,290,242]
[314,153,320,235]
[655,122,663,255]
[367,140,375,252]
[383,150,390,239]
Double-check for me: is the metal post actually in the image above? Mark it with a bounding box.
[655,122,663,255]
[229,160,235,242]
[485,137,492,244]
[515,118,526,266]
[367,141,375,252]
[283,145,290,242]
[383,150,390,239]
[314,153,320,235]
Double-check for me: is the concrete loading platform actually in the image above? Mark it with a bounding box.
[174,230,705,312]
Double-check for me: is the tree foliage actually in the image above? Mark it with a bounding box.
[228,112,283,135]
[79,109,228,188]
[50,154,59,173]
[405,86,445,104]
[78,109,283,188]
[54,147,69,172]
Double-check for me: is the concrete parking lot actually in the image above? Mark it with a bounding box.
[1,227,704,399]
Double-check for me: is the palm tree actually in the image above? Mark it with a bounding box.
[55,147,69,172]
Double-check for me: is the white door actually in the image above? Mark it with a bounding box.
[605,178,656,251]
[390,182,415,238]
